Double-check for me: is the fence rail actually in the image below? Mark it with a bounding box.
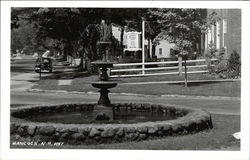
[110,58,217,78]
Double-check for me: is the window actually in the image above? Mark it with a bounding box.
[216,21,220,49]
[159,48,163,55]
[223,19,227,34]
[222,19,227,47]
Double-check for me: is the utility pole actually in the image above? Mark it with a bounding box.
[142,18,145,75]
[184,55,187,87]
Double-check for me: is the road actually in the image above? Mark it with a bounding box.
[11,91,240,115]
[10,56,241,115]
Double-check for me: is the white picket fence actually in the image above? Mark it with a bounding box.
[110,58,218,78]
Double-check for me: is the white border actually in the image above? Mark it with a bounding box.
[1,1,250,160]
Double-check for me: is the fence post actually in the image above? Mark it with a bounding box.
[39,63,42,80]
[178,56,182,76]
[184,58,187,87]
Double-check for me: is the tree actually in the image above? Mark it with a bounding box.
[148,9,208,87]
[32,8,86,58]
[11,8,63,55]
[149,9,207,57]
[144,10,162,58]
[31,8,117,58]
[11,14,38,54]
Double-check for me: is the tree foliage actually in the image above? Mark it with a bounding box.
[11,8,39,54]
[149,9,207,56]
[29,8,142,59]
[11,8,210,60]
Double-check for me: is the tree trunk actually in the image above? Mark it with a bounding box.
[85,56,91,73]
[78,54,84,71]
[62,40,73,61]
[152,45,156,59]
[63,51,67,61]
[147,38,151,59]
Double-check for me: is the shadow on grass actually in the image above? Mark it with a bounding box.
[10,104,31,108]
[41,70,92,80]
[11,66,34,73]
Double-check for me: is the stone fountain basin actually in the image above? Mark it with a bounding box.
[92,81,117,89]
[10,103,213,145]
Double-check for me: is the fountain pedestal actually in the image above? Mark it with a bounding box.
[91,81,117,106]
[91,62,117,121]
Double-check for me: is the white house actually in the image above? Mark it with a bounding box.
[155,40,175,59]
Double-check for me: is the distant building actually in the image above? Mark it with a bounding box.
[112,25,122,42]
[202,9,241,57]
[155,40,175,59]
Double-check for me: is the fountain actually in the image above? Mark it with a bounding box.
[10,20,213,146]
[91,19,117,121]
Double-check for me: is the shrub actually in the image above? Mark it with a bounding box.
[227,50,241,78]
[207,50,241,79]
[205,41,218,58]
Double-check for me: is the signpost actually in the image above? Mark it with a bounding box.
[123,18,145,75]
[125,32,141,51]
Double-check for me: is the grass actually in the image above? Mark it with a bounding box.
[10,114,240,150]
[32,73,241,97]
[114,81,241,97]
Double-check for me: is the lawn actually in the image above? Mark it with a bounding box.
[10,114,240,150]
[32,73,241,97]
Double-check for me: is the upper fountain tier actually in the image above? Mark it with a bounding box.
[91,60,116,81]
[97,19,112,44]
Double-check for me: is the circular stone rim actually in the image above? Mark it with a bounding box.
[10,103,213,144]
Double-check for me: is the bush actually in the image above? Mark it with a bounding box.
[227,50,241,78]
[208,50,241,79]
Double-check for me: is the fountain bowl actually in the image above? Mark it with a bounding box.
[92,81,117,89]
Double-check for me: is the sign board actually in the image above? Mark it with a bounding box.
[125,32,141,51]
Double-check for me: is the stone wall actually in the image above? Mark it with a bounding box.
[11,103,213,145]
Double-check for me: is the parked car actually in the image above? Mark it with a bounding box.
[35,57,53,73]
